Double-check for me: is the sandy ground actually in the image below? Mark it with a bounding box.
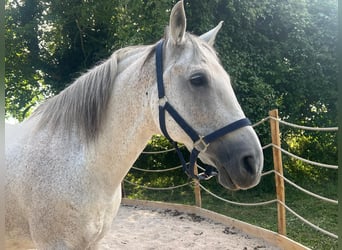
[100,205,281,250]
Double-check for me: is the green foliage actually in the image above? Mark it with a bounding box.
[5,0,175,120]
[6,0,338,124]
[5,0,50,120]
[283,130,338,187]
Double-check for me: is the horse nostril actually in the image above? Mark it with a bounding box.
[242,156,256,176]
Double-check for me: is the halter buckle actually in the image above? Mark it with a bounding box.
[194,136,209,152]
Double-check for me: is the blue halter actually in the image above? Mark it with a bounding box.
[155,40,251,180]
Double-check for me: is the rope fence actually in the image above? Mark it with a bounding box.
[253,115,339,131]
[271,144,338,169]
[124,179,192,190]
[273,170,338,205]
[141,148,180,154]
[131,164,182,172]
[123,109,338,244]
[199,183,278,206]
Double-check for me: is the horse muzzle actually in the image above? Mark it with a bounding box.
[200,128,264,190]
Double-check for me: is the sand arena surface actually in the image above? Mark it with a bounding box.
[100,205,281,250]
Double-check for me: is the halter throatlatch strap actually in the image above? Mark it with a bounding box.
[155,40,252,180]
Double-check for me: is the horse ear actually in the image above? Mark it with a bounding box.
[169,0,186,45]
[199,21,224,46]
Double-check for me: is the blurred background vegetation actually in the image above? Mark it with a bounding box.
[5,0,338,249]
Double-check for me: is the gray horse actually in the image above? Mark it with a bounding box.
[5,1,263,249]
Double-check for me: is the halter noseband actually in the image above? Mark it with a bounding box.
[155,40,251,180]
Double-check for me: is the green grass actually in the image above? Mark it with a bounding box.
[123,173,338,250]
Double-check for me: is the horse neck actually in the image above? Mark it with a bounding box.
[89,46,159,186]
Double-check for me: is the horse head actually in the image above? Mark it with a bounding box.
[150,1,264,190]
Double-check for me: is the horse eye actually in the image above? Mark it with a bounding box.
[190,73,208,86]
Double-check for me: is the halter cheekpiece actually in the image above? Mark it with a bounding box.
[155,40,252,180]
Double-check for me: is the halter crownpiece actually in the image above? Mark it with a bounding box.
[155,40,252,180]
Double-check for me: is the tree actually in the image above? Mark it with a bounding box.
[5,0,175,120]
[6,0,337,124]
[5,0,48,119]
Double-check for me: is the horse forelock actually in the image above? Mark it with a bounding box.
[163,27,220,65]
[187,34,221,64]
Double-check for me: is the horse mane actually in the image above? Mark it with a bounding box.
[32,45,153,142]
[31,34,217,143]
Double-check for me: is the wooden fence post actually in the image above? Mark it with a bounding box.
[269,109,287,236]
[193,164,202,207]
